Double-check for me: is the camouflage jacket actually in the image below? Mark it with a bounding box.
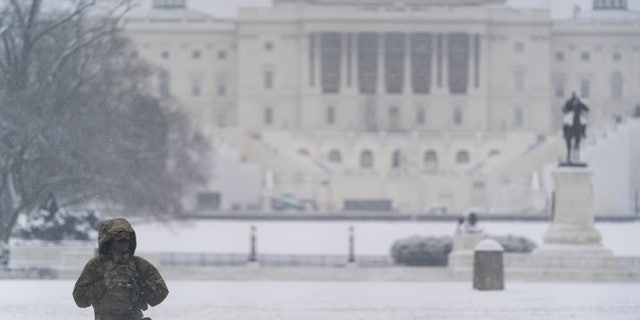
[73,218,168,320]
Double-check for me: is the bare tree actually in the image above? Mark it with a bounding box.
[0,0,210,260]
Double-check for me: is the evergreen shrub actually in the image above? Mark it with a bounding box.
[390,235,453,266]
[390,234,537,266]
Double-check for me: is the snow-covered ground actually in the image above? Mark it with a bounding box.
[133,220,640,256]
[2,280,639,320]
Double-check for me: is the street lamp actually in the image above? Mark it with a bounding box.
[249,225,257,263]
[348,226,355,264]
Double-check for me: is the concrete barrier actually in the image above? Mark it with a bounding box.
[473,239,504,290]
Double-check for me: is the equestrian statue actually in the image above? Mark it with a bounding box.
[561,92,589,165]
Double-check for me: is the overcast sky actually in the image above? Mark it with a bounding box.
[141,0,640,19]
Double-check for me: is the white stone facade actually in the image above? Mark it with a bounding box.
[122,0,640,213]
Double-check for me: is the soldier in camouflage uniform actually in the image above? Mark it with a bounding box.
[73,218,168,320]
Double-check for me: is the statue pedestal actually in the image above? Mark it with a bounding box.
[534,166,612,256]
[448,233,487,279]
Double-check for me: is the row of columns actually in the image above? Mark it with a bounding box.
[308,32,481,95]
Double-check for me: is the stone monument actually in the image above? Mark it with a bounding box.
[449,212,488,277]
[533,166,612,256]
[534,94,611,256]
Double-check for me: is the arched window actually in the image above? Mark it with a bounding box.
[328,149,341,163]
[424,150,438,171]
[611,72,623,99]
[360,150,374,169]
[456,150,470,164]
[391,150,402,168]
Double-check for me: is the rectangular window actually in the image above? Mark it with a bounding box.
[159,71,170,97]
[515,42,524,53]
[453,108,462,125]
[613,52,622,62]
[555,51,565,61]
[514,70,525,91]
[192,78,201,96]
[217,82,226,96]
[514,108,523,127]
[264,107,273,125]
[581,51,590,61]
[580,79,590,98]
[554,78,565,98]
[264,70,274,89]
[326,106,335,124]
[416,105,425,125]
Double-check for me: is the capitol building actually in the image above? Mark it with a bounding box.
[124,0,640,215]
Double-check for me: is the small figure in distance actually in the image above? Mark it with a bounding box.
[464,212,483,234]
[455,215,466,235]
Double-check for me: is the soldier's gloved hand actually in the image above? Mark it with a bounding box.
[142,281,155,298]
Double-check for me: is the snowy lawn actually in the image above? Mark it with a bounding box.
[2,280,639,320]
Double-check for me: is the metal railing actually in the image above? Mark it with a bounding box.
[160,253,395,268]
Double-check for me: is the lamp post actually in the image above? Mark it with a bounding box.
[348,226,355,264]
[249,225,257,263]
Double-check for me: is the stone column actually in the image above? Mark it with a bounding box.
[403,33,412,95]
[377,33,385,95]
[442,33,449,95]
[308,33,315,89]
[314,32,322,93]
[534,166,612,256]
[350,33,358,92]
[433,34,441,92]
[341,33,349,93]
[467,33,475,94]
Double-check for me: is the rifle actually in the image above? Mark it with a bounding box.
[131,257,152,320]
